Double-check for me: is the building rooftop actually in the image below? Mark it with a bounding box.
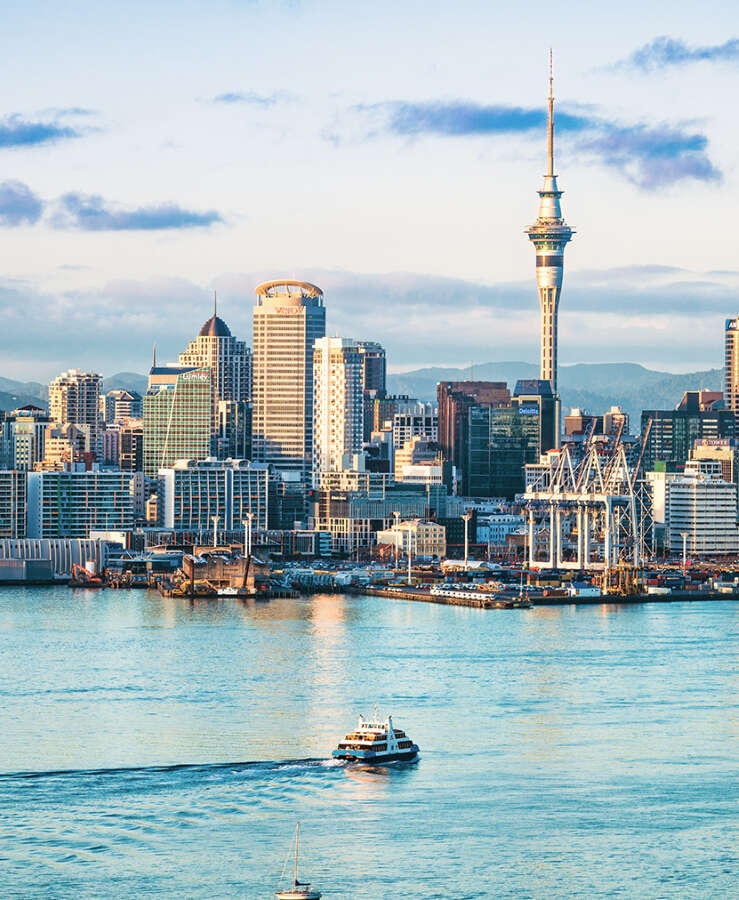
[198,314,232,338]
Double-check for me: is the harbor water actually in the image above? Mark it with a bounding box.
[1,586,736,898]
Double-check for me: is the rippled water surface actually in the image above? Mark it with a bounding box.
[1,587,736,898]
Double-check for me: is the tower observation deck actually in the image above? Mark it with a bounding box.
[525,53,574,399]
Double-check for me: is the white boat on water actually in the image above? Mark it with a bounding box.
[275,823,322,900]
[332,711,419,763]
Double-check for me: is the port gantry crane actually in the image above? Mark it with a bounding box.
[523,420,654,591]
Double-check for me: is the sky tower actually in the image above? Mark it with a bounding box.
[525,53,574,396]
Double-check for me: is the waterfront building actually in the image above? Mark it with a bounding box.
[178,303,252,458]
[665,460,739,556]
[27,469,138,538]
[1,405,51,471]
[0,470,26,538]
[252,280,325,482]
[525,56,574,405]
[476,513,526,557]
[103,390,143,424]
[311,471,438,555]
[142,366,212,478]
[48,369,103,459]
[0,538,116,576]
[157,457,271,531]
[641,391,734,473]
[690,438,739,484]
[312,337,364,483]
[376,518,446,560]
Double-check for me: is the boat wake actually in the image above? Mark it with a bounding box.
[0,757,334,784]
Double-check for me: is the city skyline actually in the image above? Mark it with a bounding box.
[2,1,738,379]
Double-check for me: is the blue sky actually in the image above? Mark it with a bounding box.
[1,0,738,381]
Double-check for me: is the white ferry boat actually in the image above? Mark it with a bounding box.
[332,713,419,763]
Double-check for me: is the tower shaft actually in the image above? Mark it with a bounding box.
[525,54,574,396]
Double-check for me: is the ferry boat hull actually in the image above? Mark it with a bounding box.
[331,746,419,763]
[332,712,419,764]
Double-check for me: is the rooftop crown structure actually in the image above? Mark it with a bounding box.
[525,52,574,400]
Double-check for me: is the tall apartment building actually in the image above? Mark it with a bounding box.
[48,369,103,459]
[157,457,271,531]
[178,306,252,458]
[1,405,51,470]
[313,337,363,482]
[725,317,739,422]
[26,469,137,538]
[357,341,387,441]
[0,470,26,538]
[103,390,143,424]
[252,280,325,482]
[142,366,212,477]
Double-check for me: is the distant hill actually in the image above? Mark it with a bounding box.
[387,362,724,426]
[0,378,48,414]
[103,372,148,396]
[0,364,725,428]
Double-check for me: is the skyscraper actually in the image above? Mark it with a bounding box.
[48,369,103,459]
[312,337,364,482]
[142,366,212,477]
[525,54,574,401]
[178,300,252,458]
[252,280,326,481]
[724,317,739,421]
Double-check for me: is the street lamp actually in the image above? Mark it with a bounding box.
[212,515,219,549]
[407,525,414,586]
[680,531,689,579]
[462,511,473,572]
[392,511,400,571]
[242,513,253,558]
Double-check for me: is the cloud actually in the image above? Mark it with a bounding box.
[347,100,720,190]
[209,90,293,107]
[0,265,733,382]
[0,114,83,149]
[0,181,44,226]
[50,193,224,231]
[614,36,739,72]
[571,122,721,190]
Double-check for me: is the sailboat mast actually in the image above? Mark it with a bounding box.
[294,823,300,885]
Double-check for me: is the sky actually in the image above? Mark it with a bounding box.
[1,0,738,383]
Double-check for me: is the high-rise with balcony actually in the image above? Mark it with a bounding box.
[724,317,739,423]
[252,280,326,481]
[48,369,103,459]
[312,337,364,483]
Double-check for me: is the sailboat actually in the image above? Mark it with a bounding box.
[275,823,322,900]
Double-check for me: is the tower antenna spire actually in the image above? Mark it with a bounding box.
[152,343,157,369]
[547,48,555,178]
[213,290,217,317]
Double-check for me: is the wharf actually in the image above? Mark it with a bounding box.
[347,585,737,608]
